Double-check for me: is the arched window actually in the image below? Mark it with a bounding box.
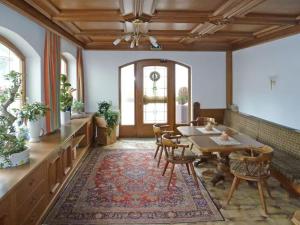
[0,36,25,109]
[61,55,68,76]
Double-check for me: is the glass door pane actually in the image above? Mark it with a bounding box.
[143,66,167,124]
[175,64,189,124]
[120,64,135,125]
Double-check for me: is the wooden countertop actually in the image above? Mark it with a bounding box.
[0,115,93,201]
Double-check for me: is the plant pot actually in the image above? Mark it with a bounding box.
[95,116,107,128]
[61,111,71,125]
[28,119,44,143]
[176,104,188,124]
[0,147,30,169]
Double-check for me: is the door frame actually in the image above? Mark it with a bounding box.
[119,59,191,137]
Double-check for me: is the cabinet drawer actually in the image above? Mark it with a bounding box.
[0,195,13,225]
[17,180,47,223]
[16,164,46,205]
[20,195,47,225]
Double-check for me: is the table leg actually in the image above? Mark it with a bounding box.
[211,153,230,186]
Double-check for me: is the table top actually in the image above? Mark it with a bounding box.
[189,133,264,153]
[177,125,227,136]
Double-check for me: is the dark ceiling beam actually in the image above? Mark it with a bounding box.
[0,0,84,47]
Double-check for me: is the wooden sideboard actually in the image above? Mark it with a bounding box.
[0,115,94,225]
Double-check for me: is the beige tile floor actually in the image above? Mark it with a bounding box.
[102,138,300,225]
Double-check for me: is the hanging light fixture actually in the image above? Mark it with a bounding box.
[112,19,160,49]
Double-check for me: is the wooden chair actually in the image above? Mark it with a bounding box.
[226,146,274,215]
[162,133,199,190]
[153,124,178,167]
[190,117,216,126]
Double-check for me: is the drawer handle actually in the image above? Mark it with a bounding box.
[28,178,35,186]
[30,196,38,205]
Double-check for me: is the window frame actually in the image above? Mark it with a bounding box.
[0,35,26,105]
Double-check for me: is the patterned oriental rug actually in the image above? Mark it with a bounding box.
[44,149,223,224]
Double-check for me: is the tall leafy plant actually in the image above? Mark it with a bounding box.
[0,71,27,167]
[97,101,119,135]
[60,74,74,112]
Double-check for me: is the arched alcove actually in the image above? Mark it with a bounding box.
[0,26,42,103]
[61,52,77,99]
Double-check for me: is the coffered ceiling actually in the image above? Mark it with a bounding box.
[2,0,300,51]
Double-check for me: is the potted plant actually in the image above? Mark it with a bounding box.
[72,100,84,115]
[19,102,49,142]
[95,101,119,145]
[95,101,111,127]
[0,71,30,168]
[60,74,75,125]
[176,87,189,124]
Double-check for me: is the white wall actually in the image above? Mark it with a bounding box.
[83,51,226,112]
[0,3,45,102]
[233,34,300,130]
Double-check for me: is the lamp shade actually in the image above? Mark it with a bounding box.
[124,34,131,42]
[149,36,157,45]
[113,38,121,46]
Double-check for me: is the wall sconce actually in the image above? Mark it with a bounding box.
[269,75,277,90]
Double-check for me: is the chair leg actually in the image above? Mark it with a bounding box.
[190,163,200,188]
[190,143,194,150]
[154,145,160,159]
[263,179,273,199]
[226,176,239,205]
[167,164,175,190]
[162,161,169,176]
[186,163,190,175]
[258,181,268,215]
[157,146,163,168]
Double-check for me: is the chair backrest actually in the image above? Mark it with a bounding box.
[231,145,274,178]
[153,124,162,143]
[191,117,215,126]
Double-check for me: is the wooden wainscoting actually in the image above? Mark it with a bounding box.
[200,108,226,124]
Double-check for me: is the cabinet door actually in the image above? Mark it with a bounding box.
[48,152,62,198]
[61,144,72,176]
[0,195,13,225]
[87,120,94,146]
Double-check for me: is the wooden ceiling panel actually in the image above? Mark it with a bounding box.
[156,0,225,11]
[221,24,270,33]
[251,0,300,15]
[50,0,120,10]
[5,0,300,50]
[149,23,197,30]
[74,21,124,30]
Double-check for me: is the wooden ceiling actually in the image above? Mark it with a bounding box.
[2,0,300,51]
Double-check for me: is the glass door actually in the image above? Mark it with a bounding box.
[119,59,190,137]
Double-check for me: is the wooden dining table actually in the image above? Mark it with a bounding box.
[177,125,227,137]
[188,132,264,185]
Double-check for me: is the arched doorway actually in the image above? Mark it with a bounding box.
[119,59,191,137]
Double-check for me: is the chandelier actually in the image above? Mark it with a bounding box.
[113,19,159,48]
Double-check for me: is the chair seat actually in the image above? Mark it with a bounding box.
[168,149,196,161]
[230,159,269,178]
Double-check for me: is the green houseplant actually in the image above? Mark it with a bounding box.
[0,71,29,168]
[72,100,84,114]
[176,87,189,105]
[60,74,75,124]
[19,102,49,142]
[95,101,119,145]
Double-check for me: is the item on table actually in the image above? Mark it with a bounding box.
[205,122,213,131]
[220,131,229,141]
